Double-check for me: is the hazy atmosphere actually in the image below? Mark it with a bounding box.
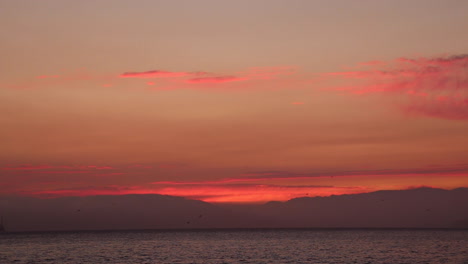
[1,0,467,219]
[1,3,468,264]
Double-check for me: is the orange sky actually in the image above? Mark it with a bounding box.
[1,0,467,203]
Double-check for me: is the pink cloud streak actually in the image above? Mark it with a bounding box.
[186,76,248,84]
[325,54,468,120]
[119,70,207,79]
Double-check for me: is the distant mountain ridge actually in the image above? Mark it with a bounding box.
[0,188,467,232]
[253,187,468,228]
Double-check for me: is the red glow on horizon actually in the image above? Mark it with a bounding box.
[24,183,465,204]
[3,164,467,203]
[17,170,467,204]
[27,185,374,204]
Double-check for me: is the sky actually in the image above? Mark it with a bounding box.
[1,0,467,204]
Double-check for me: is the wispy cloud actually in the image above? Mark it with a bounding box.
[324,54,468,120]
[186,76,248,83]
[119,70,207,79]
[150,165,468,188]
[3,66,299,91]
[120,66,297,88]
[239,165,468,180]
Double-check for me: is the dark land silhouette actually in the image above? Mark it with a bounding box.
[0,188,467,232]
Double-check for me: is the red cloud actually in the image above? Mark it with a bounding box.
[119,70,207,79]
[186,76,248,84]
[325,54,468,120]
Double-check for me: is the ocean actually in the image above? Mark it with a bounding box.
[0,229,467,264]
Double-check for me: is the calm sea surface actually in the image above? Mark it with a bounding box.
[0,229,467,264]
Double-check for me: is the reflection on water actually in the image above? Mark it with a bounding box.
[0,229,467,264]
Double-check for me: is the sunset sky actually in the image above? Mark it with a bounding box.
[1,0,467,203]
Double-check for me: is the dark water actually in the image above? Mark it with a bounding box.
[0,229,467,264]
